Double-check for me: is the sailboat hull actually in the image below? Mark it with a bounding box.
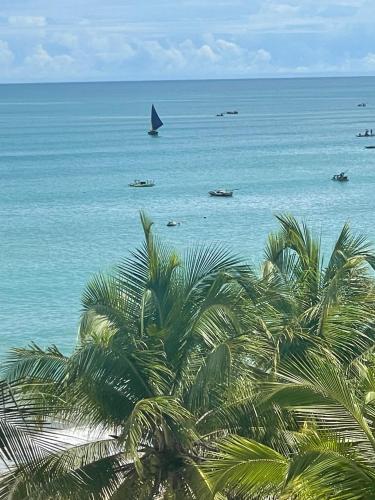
[148,130,158,136]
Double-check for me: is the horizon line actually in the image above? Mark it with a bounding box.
[1,73,375,86]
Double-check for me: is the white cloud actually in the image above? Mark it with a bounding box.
[143,41,187,69]
[8,16,47,28]
[0,40,14,65]
[243,0,360,34]
[143,39,222,72]
[197,44,219,62]
[253,48,271,63]
[215,39,243,56]
[51,32,79,49]
[24,45,75,73]
[138,37,273,77]
[87,34,136,62]
[267,3,300,15]
[0,0,374,82]
[361,53,375,69]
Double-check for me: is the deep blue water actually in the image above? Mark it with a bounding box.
[1,77,375,354]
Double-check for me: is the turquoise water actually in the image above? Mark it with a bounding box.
[1,77,375,354]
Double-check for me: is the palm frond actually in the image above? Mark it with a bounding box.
[203,435,288,498]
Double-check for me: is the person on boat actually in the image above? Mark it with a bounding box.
[365,129,369,136]
[371,129,373,136]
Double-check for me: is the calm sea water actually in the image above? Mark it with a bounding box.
[1,77,375,354]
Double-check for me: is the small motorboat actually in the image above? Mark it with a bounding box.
[209,189,233,197]
[365,146,375,149]
[332,173,349,182]
[129,180,155,187]
[226,111,238,115]
[216,113,224,117]
[167,220,179,227]
[357,103,367,107]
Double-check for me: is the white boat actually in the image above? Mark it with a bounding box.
[209,189,233,197]
[129,180,155,187]
[167,220,179,227]
[148,105,163,136]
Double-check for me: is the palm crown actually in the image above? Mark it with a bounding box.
[206,215,375,499]
[2,212,256,499]
[3,213,375,499]
[244,214,375,369]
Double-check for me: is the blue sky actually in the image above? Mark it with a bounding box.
[0,0,375,82]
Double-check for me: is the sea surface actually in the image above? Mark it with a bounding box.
[1,76,375,354]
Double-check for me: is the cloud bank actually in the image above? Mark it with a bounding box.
[0,0,375,82]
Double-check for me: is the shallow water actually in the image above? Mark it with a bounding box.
[1,77,375,353]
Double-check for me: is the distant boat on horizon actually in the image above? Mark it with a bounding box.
[148,105,163,136]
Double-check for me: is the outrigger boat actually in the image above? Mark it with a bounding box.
[209,189,233,197]
[129,180,155,187]
[148,105,163,136]
[332,172,349,182]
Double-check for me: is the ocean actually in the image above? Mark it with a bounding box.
[1,76,375,354]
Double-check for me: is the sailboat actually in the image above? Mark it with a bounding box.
[148,105,163,136]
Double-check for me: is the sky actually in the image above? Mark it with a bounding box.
[1,0,375,83]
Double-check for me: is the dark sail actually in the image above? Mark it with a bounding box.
[151,105,163,131]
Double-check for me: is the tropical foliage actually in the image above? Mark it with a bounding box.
[2,212,375,499]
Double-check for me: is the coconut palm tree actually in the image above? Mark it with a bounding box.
[205,353,375,499]
[1,213,262,499]
[4,214,375,499]
[202,216,375,498]
[241,214,375,371]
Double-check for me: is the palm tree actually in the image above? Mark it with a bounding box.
[2,213,259,499]
[205,353,375,499]
[4,213,375,499]
[241,214,375,371]
[203,216,375,498]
